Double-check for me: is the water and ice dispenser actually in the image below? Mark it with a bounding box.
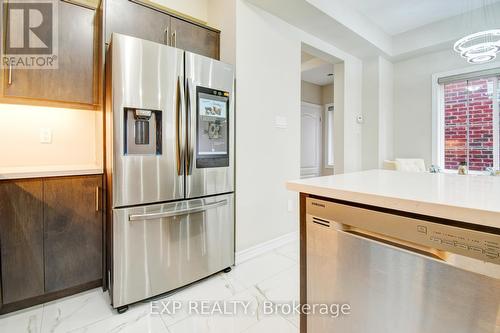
[124,108,162,155]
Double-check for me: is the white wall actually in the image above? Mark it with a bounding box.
[0,104,101,168]
[342,60,363,172]
[378,56,394,165]
[362,56,394,170]
[151,0,208,22]
[301,81,322,105]
[332,63,345,174]
[321,83,334,105]
[300,81,333,105]
[362,58,379,170]
[235,0,301,251]
[207,0,235,64]
[235,0,363,251]
[393,49,500,165]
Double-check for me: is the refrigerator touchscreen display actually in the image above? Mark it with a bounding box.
[196,87,230,168]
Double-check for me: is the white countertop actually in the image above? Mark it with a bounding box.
[287,169,500,229]
[0,164,103,180]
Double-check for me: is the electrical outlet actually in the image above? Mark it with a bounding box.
[40,128,52,144]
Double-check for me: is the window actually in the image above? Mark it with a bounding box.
[436,70,500,172]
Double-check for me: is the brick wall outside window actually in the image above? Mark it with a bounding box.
[443,77,499,171]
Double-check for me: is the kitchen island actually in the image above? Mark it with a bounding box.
[287,170,500,333]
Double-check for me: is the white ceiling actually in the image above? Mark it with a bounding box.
[250,0,500,60]
[348,0,500,35]
[301,52,334,86]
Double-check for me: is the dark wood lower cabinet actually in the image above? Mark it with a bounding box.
[0,175,103,314]
[44,176,103,293]
[0,180,44,304]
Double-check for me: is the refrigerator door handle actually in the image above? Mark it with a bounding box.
[176,76,184,176]
[128,199,228,221]
[186,79,194,175]
[164,27,169,45]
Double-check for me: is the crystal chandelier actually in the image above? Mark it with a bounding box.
[454,29,500,64]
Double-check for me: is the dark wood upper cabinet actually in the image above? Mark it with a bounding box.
[43,175,103,293]
[170,17,219,59]
[105,0,220,59]
[2,1,97,105]
[105,0,171,45]
[0,179,44,305]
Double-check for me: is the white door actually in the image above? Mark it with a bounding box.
[301,102,322,178]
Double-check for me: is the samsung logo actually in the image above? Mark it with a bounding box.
[311,202,325,208]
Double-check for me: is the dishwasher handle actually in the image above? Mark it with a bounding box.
[129,200,227,221]
[341,228,446,261]
[338,227,500,280]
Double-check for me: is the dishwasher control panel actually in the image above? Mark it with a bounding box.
[306,198,500,265]
[417,224,500,260]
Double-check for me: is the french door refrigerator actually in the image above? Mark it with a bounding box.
[105,34,234,311]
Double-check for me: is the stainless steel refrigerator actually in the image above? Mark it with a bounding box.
[105,33,234,312]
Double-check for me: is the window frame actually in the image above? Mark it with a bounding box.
[432,64,500,173]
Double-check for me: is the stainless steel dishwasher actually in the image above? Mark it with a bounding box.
[306,197,500,333]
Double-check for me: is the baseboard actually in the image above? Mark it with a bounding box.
[235,231,298,265]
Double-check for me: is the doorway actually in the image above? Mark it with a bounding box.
[300,49,337,178]
[301,102,323,178]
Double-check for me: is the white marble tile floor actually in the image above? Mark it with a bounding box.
[0,241,299,333]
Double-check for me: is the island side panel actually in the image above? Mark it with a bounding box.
[300,192,308,333]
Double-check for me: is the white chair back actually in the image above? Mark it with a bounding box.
[383,160,397,171]
[395,158,426,172]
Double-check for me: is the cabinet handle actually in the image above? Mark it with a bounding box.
[172,30,177,48]
[8,63,12,85]
[95,187,100,212]
[164,27,169,45]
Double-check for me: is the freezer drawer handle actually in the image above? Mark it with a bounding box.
[128,199,227,221]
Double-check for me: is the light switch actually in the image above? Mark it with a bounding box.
[287,199,293,212]
[275,116,288,129]
[40,128,52,144]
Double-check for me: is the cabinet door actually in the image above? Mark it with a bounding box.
[170,17,219,59]
[44,175,103,293]
[105,0,171,44]
[3,1,96,104]
[0,180,44,304]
